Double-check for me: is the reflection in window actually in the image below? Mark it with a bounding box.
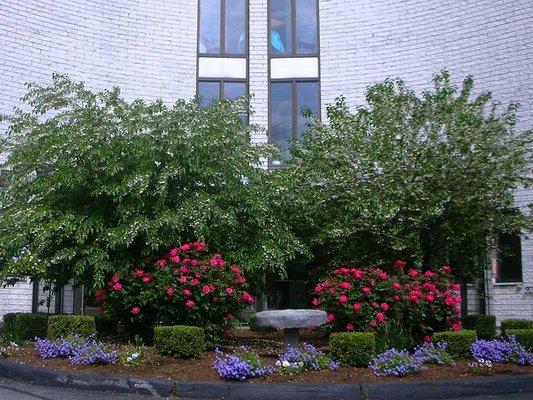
[269,0,318,55]
[199,0,246,55]
[497,233,523,283]
[270,81,319,166]
[198,80,247,108]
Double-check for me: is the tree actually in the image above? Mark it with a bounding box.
[270,71,532,281]
[0,74,304,289]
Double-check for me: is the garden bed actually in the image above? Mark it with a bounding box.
[9,342,532,384]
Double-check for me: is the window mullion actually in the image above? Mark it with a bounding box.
[291,0,296,56]
[292,81,297,141]
[221,0,225,54]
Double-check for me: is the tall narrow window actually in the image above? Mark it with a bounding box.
[269,0,318,56]
[199,0,247,55]
[497,233,523,283]
[269,80,319,166]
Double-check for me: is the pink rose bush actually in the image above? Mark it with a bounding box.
[313,262,461,339]
[97,242,253,345]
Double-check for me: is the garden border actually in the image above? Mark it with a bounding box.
[0,358,532,399]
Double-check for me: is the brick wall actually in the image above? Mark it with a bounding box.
[0,278,32,320]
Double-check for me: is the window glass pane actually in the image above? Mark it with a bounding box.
[198,81,220,108]
[498,233,523,283]
[296,82,318,136]
[225,0,246,54]
[199,0,221,54]
[296,0,318,54]
[223,82,246,100]
[270,83,293,165]
[270,0,291,55]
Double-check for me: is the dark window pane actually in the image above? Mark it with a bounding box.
[199,0,221,54]
[198,81,220,108]
[498,233,523,283]
[223,82,246,100]
[296,0,318,54]
[270,83,292,165]
[296,82,318,136]
[225,0,246,54]
[270,0,291,54]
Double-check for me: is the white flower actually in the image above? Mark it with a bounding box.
[275,360,281,366]
[282,360,290,368]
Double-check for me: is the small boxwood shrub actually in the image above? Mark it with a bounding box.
[501,319,533,332]
[433,330,476,358]
[154,325,205,358]
[47,315,96,339]
[329,332,375,367]
[505,329,533,351]
[462,315,496,340]
[2,313,50,341]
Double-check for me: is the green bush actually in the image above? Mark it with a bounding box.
[94,314,115,337]
[154,325,205,358]
[329,332,376,367]
[433,330,477,358]
[462,315,496,340]
[501,319,533,332]
[505,329,533,351]
[2,313,49,341]
[47,315,96,339]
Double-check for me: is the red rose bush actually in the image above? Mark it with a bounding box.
[97,242,254,345]
[313,261,461,339]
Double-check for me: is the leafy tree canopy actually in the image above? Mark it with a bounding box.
[0,74,304,288]
[268,71,532,280]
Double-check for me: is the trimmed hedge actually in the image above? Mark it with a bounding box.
[433,330,476,358]
[329,332,376,367]
[506,329,533,351]
[462,315,496,340]
[154,325,205,358]
[47,315,96,339]
[2,313,50,341]
[501,319,533,332]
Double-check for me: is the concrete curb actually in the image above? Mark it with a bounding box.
[1,358,532,399]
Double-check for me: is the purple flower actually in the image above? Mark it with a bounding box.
[214,349,272,381]
[278,343,339,372]
[413,342,455,365]
[369,348,423,377]
[35,335,116,365]
[471,336,533,366]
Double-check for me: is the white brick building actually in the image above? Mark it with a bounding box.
[0,0,532,325]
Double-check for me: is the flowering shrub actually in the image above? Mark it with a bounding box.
[413,342,455,366]
[369,348,423,377]
[35,335,117,365]
[468,359,492,375]
[471,336,533,366]
[98,242,253,344]
[276,343,339,375]
[214,349,273,381]
[313,261,461,338]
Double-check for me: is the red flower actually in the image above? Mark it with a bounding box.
[194,241,206,252]
[425,294,435,302]
[183,289,192,297]
[346,323,354,331]
[111,275,120,284]
[131,307,140,315]
[231,265,241,274]
[95,289,106,300]
[339,294,349,304]
[392,281,402,291]
[112,282,122,292]
[191,259,199,267]
[202,285,211,294]
[451,283,461,291]
[353,303,362,312]
[369,320,377,328]
[169,248,179,257]
[394,260,406,270]
[226,313,234,321]
[135,269,144,277]
[185,300,195,308]
[371,301,379,308]
[441,264,452,274]
[380,302,389,311]
[353,269,363,279]
[170,256,180,264]
[155,259,167,268]
[191,278,200,286]
[423,335,432,343]
[408,269,419,278]
[242,291,254,304]
[180,266,189,274]
[362,287,371,296]
[393,295,400,301]
[314,284,323,293]
[451,321,462,331]
[180,243,191,252]
[166,286,174,297]
[326,313,335,324]
[178,276,187,284]
[312,298,320,306]
[338,281,352,290]
[142,273,152,284]
[376,312,386,322]
[225,287,234,296]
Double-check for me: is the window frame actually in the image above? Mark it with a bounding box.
[268,0,320,58]
[496,233,523,284]
[197,78,249,104]
[197,0,249,57]
[268,78,320,168]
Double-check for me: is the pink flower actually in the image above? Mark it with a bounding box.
[370,279,376,287]
[408,269,419,278]
[393,295,400,301]
[454,307,461,315]
[182,258,191,264]
[445,295,458,307]
[134,269,144,277]
[352,303,362,312]
[371,301,378,308]
[380,302,389,311]
[183,289,192,297]
[231,265,241,274]
[451,283,461,291]
[131,307,140,315]
[338,281,352,290]
[142,273,152,284]
[425,294,435,302]
[441,264,452,274]
[314,284,323,293]
[155,259,167,268]
[326,313,335,324]
[423,335,432,343]
[180,266,189,274]
[362,287,371,296]
[225,287,234,296]
[170,256,181,264]
[95,289,106,300]
[451,321,462,331]
[234,276,246,285]
[339,294,349,304]
[424,270,435,279]
[369,320,377,328]
[346,323,354,331]
[185,300,195,308]
[165,286,174,297]
[178,276,187,284]
[376,312,385,322]
[394,260,406,270]
[112,282,122,292]
[169,248,179,257]
[202,285,211,294]
[111,275,120,284]
[194,241,206,252]
[191,259,199,267]
[353,269,364,279]
[180,243,191,252]
[312,298,320,306]
[392,282,402,291]
[242,292,254,305]
[328,288,337,296]
[191,278,200,286]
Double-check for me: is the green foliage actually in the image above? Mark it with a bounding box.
[153,325,205,358]
[433,330,477,358]
[462,315,496,340]
[329,331,376,367]
[47,315,96,339]
[505,329,533,351]
[1,313,20,342]
[269,71,531,279]
[2,313,49,341]
[0,74,303,289]
[501,319,533,332]
[94,314,116,338]
[374,319,415,353]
